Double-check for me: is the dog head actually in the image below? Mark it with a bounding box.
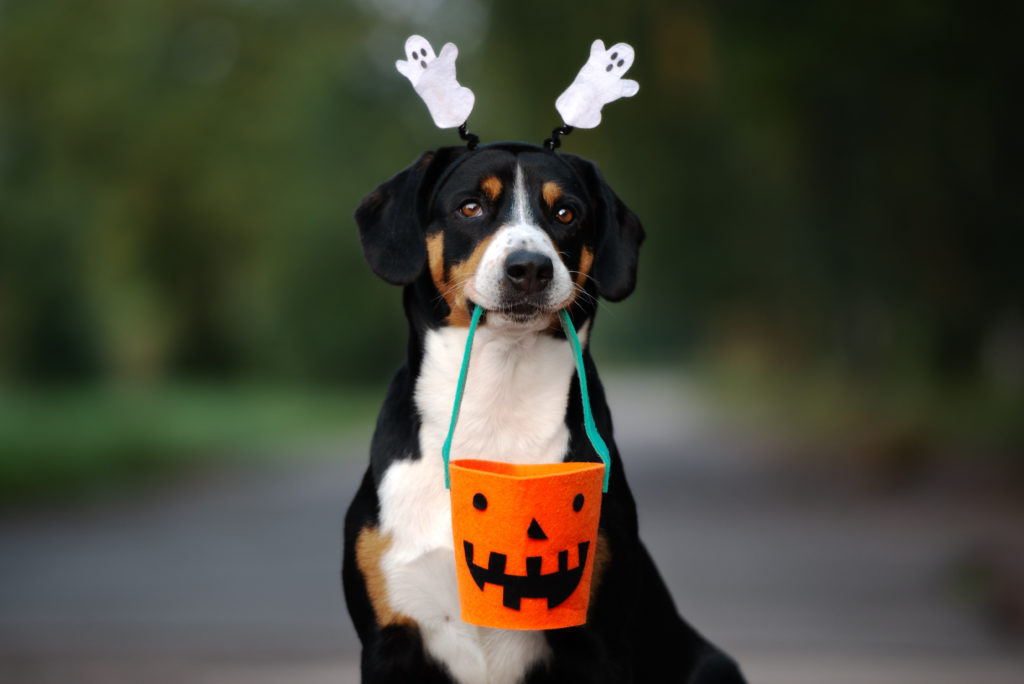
[355,143,644,330]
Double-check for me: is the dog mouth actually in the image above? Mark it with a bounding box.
[462,540,590,610]
[464,287,565,326]
[463,264,574,325]
[496,299,550,322]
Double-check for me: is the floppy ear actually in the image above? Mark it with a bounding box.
[355,147,466,285]
[563,155,645,301]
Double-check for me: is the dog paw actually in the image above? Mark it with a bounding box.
[556,39,639,129]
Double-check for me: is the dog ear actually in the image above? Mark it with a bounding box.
[563,154,645,301]
[355,147,466,285]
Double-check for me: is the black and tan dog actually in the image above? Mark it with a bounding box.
[343,142,746,683]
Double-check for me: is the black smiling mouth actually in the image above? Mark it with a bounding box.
[463,540,590,610]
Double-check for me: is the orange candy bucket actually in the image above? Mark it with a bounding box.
[443,307,610,630]
[449,459,604,629]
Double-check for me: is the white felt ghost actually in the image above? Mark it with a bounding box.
[555,40,639,129]
[396,35,475,129]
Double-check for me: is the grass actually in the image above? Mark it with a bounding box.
[0,383,380,507]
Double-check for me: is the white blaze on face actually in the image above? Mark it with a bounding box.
[464,165,574,320]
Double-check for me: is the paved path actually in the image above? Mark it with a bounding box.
[1,374,1022,683]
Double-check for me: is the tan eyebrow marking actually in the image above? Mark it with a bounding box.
[480,176,503,201]
[542,181,563,208]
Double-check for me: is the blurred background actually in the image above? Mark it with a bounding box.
[1,1,1022,682]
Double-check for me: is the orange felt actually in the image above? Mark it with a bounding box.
[449,459,605,630]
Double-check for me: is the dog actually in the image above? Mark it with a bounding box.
[343,142,746,683]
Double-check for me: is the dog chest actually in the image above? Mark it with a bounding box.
[375,324,580,683]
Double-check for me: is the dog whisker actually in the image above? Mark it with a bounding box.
[567,270,598,286]
[566,276,600,305]
[433,275,475,303]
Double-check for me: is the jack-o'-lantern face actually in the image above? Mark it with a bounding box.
[448,459,604,630]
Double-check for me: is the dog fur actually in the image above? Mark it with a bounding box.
[343,143,746,683]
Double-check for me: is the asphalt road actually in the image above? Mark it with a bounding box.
[2,373,1022,683]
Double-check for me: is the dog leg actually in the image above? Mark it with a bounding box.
[687,651,748,684]
[361,622,455,684]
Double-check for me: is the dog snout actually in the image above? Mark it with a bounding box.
[504,250,554,295]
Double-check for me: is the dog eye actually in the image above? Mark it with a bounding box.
[555,207,574,224]
[459,201,483,218]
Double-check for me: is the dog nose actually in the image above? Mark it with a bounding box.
[504,251,553,294]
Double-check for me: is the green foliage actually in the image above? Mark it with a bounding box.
[0,383,376,506]
[0,0,408,384]
[0,0,1020,447]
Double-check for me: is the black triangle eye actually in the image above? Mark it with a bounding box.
[527,519,548,540]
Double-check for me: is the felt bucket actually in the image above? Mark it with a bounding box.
[449,459,604,629]
[443,307,610,630]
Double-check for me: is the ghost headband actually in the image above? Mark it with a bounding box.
[395,35,639,150]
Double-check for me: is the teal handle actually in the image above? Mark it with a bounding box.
[441,304,484,488]
[558,309,612,492]
[441,306,611,493]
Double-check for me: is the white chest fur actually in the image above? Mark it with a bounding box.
[376,323,583,684]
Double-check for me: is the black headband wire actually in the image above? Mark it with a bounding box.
[456,123,576,151]
[543,125,574,150]
[457,123,479,150]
